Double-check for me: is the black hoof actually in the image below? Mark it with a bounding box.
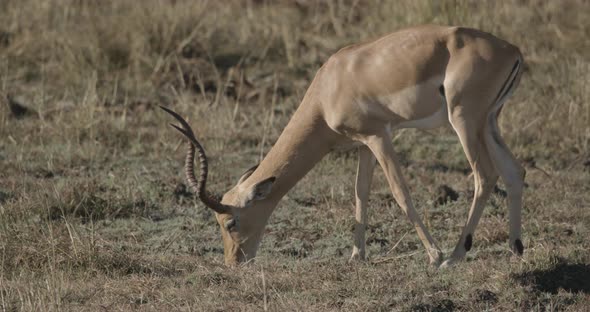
[514,239,524,255]
[464,234,473,252]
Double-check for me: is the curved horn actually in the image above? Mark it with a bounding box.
[160,106,230,214]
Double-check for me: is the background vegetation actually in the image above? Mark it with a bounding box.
[1,0,589,310]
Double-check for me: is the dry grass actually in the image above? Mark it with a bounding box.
[1,0,589,311]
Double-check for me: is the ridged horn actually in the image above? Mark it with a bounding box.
[160,106,230,214]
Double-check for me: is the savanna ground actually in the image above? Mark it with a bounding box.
[1,0,589,311]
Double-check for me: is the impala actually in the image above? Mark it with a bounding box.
[162,25,525,267]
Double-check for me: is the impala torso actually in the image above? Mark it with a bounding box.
[164,25,525,266]
[319,25,519,137]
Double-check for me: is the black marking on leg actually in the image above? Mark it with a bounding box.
[439,85,445,98]
[514,239,524,255]
[464,234,473,251]
[492,59,520,107]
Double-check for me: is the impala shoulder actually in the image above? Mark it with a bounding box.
[324,45,361,74]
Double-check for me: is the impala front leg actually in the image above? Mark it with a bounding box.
[365,131,444,266]
[350,145,376,262]
[441,114,499,267]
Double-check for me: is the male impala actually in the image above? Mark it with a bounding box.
[162,25,525,267]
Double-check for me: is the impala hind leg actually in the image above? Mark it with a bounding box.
[350,146,377,261]
[485,114,525,256]
[441,116,498,267]
[365,131,443,266]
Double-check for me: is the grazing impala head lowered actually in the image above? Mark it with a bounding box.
[160,107,278,264]
[163,25,525,267]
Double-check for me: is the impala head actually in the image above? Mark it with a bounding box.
[161,106,276,265]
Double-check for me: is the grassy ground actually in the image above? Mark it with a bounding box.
[1,0,589,311]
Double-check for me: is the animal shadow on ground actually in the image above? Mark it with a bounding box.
[512,258,590,294]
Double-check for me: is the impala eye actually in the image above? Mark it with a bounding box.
[224,218,237,230]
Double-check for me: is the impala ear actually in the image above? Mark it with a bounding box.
[237,164,259,185]
[245,176,276,204]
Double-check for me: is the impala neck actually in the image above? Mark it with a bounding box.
[246,100,341,207]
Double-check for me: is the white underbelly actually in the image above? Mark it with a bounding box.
[394,102,448,130]
[370,75,448,130]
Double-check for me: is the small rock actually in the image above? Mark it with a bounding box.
[6,94,37,119]
[563,228,574,236]
[475,289,498,304]
[435,185,459,206]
